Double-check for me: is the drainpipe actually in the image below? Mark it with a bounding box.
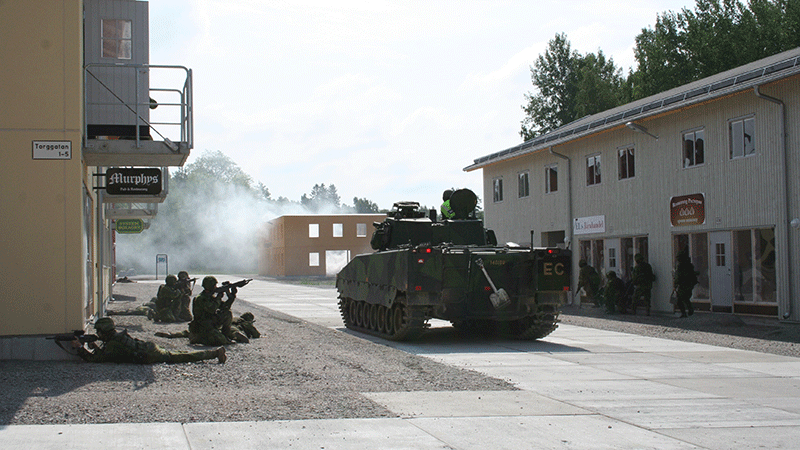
[754,85,793,320]
[96,171,105,319]
[549,147,574,299]
[549,146,573,246]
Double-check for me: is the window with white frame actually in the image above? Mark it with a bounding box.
[101,19,132,59]
[586,154,601,186]
[618,146,635,180]
[333,223,343,237]
[309,223,319,238]
[682,128,705,168]
[730,116,755,159]
[518,171,530,198]
[309,252,320,267]
[493,177,503,202]
[356,223,367,237]
[545,164,558,193]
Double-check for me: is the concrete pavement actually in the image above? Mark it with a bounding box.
[5,278,800,449]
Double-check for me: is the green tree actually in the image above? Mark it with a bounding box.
[520,33,626,140]
[352,197,379,213]
[630,0,800,99]
[301,183,342,212]
[174,150,253,190]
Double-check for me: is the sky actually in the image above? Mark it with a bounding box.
[147,0,696,211]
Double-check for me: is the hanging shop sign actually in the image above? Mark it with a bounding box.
[574,215,606,235]
[115,219,145,234]
[106,168,162,195]
[670,193,705,226]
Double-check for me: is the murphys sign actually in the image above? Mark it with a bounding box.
[106,168,162,195]
[670,193,705,226]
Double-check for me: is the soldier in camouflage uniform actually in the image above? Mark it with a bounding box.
[673,248,698,318]
[630,253,656,315]
[232,312,261,339]
[188,276,249,345]
[107,298,156,319]
[577,259,601,306]
[154,275,182,322]
[604,271,625,314]
[73,317,226,364]
[175,271,194,322]
[156,312,258,340]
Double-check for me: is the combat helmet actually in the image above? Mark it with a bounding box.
[177,270,189,280]
[442,189,454,201]
[165,274,178,286]
[202,276,218,291]
[94,317,116,333]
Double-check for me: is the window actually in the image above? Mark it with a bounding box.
[586,154,601,186]
[101,19,132,60]
[730,116,755,159]
[733,228,776,303]
[309,252,320,267]
[333,223,343,237]
[493,178,503,202]
[545,164,558,193]
[618,147,635,180]
[518,171,530,198]
[309,224,319,238]
[356,223,367,237]
[682,129,705,168]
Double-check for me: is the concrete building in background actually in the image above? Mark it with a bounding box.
[259,215,385,278]
[0,0,193,359]
[466,48,800,321]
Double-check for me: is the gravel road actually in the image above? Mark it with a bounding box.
[1,279,797,425]
[1,281,513,425]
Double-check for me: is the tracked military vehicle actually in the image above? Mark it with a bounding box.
[336,188,571,341]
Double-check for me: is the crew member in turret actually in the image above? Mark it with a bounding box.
[440,189,455,220]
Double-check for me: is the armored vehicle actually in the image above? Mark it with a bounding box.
[336,189,571,341]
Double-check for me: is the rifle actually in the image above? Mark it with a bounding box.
[214,279,252,295]
[176,277,197,290]
[47,330,99,354]
[214,279,252,310]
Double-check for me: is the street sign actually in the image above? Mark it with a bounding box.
[116,219,145,234]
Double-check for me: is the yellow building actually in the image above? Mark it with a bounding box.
[0,0,192,359]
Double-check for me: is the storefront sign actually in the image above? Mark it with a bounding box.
[670,193,705,226]
[106,168,162,195]
[116,219,144,234]
[574,215,606,235]
[32,141,72,160]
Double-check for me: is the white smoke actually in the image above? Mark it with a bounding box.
[115,178,312,276]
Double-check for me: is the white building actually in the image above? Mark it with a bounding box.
[466,48,800,320]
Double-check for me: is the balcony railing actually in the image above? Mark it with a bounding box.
[83,63,193,166]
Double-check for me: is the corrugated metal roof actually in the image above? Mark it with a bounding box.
[465,47,800,172]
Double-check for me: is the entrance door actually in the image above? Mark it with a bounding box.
[604,238,620,277]
[709,231,733,312]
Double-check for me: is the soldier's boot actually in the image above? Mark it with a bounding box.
[216,347,227,364]
[147,309,155,321]
[231,330,249,344]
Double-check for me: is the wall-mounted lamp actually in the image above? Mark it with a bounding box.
[626,121,659,140]
[791,218,800,229]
